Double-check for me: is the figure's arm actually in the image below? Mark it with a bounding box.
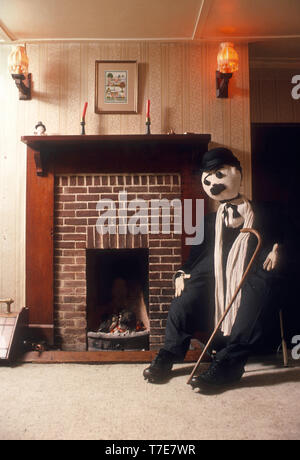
[174,271,191,297]
[263,243,281,271]
[261,203,286,272]
[173,213,215,296]
[172,244,204,298]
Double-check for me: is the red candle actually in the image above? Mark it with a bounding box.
[82,102,88,121]
[146,99,150,118]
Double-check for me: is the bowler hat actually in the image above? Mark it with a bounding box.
[200,147,241,172]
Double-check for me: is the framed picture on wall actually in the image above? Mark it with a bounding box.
[95,60,138,114]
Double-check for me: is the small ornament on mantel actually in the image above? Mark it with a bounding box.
[167,128,176,135]
[81,102,88,135]
[34,121,47,136]
[145,99,151,135]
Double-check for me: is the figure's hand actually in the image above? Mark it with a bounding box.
[263,243,280,271]
[175,273,191,297]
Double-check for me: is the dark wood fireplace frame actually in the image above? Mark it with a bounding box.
[21,134,211,363]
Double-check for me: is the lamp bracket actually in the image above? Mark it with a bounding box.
[11,73,31,100]
[216,71,232,98]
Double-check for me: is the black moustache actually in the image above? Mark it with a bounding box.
[210,184,226,196]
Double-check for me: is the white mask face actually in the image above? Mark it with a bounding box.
[201,165,242,201]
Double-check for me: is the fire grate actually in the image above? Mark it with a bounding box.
[87,330,149,351]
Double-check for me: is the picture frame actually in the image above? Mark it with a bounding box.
[95,60,138,114]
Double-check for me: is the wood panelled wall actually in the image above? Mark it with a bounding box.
[0,41,251,310]
[250,62,300,122]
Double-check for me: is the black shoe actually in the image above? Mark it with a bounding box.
[143,349,175,383]
[190,357,245,389]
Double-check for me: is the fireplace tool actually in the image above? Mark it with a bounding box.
[187,228,262,385]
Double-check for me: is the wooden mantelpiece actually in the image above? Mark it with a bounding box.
[22,134,211,177]
[22,134,211,357]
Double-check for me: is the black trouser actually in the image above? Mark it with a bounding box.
[163,267,284,364]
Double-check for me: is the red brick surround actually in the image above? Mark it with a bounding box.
[54,173,182,351]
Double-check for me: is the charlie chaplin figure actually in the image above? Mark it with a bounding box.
[143,147,286,389]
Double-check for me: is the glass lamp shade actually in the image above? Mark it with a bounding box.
[8,45,29,75]
[217,42,239,74]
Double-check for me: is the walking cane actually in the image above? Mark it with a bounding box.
[187,228,262,385]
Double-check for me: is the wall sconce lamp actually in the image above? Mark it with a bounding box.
[216,42,238,98]
[8,45,31,100]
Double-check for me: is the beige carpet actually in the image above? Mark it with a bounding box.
[0,356,299,440]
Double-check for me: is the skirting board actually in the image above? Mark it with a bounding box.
[19,349,210,364]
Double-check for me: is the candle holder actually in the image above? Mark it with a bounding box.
[145,117,151,135]
[80,120,86,135]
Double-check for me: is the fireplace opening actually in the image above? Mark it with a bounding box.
[86,248,150,351]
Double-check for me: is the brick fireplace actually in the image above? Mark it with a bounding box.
[54,172,182,350]
[22,134,210,360]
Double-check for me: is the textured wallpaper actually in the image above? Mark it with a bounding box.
[250,65,300,123]
[0,40,251,307]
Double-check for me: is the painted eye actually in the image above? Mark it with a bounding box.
[204,178,210,186]
[216,171,225,179]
